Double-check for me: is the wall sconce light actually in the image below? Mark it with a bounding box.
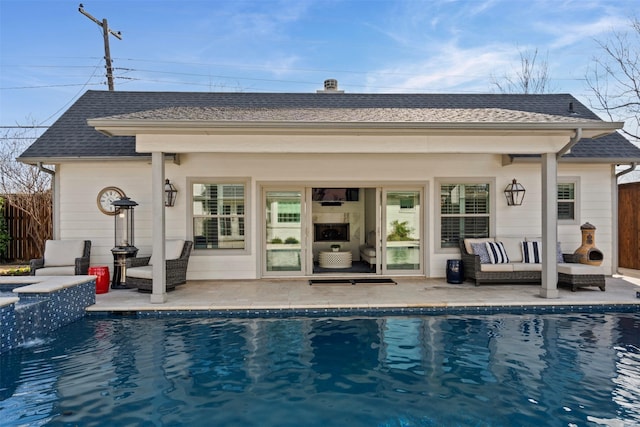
[504,178,526,206]
[164,179,178,207]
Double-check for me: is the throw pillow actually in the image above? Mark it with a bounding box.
[557,242,564,263]
[485,241,509,264]
[470,242,491,264]
[521,241,542,264]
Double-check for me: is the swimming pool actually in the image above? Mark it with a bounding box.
[1,312,639,426]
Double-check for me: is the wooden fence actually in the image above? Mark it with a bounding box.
[1,195,52,262]
[618,182,640,270]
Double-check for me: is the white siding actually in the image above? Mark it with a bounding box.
[57,153,615,280]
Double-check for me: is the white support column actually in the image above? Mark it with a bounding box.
[150,152,167,304]
[540,153,559,298]
[611,164,619,274]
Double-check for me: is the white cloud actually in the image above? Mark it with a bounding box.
[364,42,516,93]
[541,16,629,49]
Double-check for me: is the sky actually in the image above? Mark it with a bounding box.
[1,0,639,138]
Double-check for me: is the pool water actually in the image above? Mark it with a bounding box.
[1,312,639,426]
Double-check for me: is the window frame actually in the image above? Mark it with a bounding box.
[558,177,580,225]
[188,177,251,255]
[436,177,496,253]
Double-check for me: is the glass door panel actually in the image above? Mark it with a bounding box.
[383,190,421,272]
[265,191,303,273]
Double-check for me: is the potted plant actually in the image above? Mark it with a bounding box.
[330,244,340,252]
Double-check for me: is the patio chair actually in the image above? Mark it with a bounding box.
[30,240,91,276]
[126,240,193,292]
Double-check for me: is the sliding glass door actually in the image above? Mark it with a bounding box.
[382,189,422,274]
[264,190,304,275]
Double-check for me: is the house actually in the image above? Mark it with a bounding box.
[18,81,640,303]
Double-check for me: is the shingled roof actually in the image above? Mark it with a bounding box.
[18,90,640,163]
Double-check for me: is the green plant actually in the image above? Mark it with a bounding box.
[284,237,299,244]
[387,220,413,241]
[271,237,283,244]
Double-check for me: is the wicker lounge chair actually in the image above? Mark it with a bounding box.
[30,240,91,276]
[126,240,193,292]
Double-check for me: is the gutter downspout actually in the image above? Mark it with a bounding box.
[616,162,637,179]
[613,162,637,275]
[557,128,582,158]
[38,162,58,239]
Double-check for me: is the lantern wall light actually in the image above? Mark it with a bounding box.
[164,179,178,207]
[504,178,526,206]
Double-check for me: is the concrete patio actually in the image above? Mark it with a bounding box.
[86,270,640,315]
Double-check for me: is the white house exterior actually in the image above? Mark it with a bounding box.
[19,86,640,303]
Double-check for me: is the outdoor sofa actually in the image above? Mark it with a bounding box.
[459,237,605,291]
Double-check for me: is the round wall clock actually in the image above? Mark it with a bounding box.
[97,186,126,215]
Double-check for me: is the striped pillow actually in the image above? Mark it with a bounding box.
[485,241,509,264]
[522,241,542,264]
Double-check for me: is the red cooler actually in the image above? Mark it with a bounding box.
[89,266,110,294]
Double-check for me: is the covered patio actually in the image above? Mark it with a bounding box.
[87,271,640,315]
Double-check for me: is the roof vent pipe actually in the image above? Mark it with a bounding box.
[325,79,337,90]
[317,79,344,93]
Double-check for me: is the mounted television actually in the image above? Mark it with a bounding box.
[312,188,359,202]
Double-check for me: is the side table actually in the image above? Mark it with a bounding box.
[318,251,353,269]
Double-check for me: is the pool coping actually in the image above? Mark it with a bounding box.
[85,303,640,318]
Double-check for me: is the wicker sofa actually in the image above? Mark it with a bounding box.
[459,237,605,291]
[126,240,193,292]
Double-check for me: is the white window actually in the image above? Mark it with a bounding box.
[438,180,492,249]
[558,179,579,224]
[192,182,247,250]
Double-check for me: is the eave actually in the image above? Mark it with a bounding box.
[87,119,624,140]
[16,153,177,166]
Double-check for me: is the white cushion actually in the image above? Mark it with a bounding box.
[127,265,153,279]
[480,263,514,272]
[496,236,523,263]
[513,263,542,272]
[486,241,509,264]
[557,263,605,275]
[43,240,85,267]
[34,266,76,276]
[464,237,494,254]
[360,247,376,257]
[149,239,185,266]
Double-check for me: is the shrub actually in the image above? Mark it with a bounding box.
[285,237,299,244]
[0,198,10,258]
[271,238,283,244]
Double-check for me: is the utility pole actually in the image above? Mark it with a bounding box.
[78,4,122,91]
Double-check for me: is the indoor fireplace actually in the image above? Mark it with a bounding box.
[314,223,350,242]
